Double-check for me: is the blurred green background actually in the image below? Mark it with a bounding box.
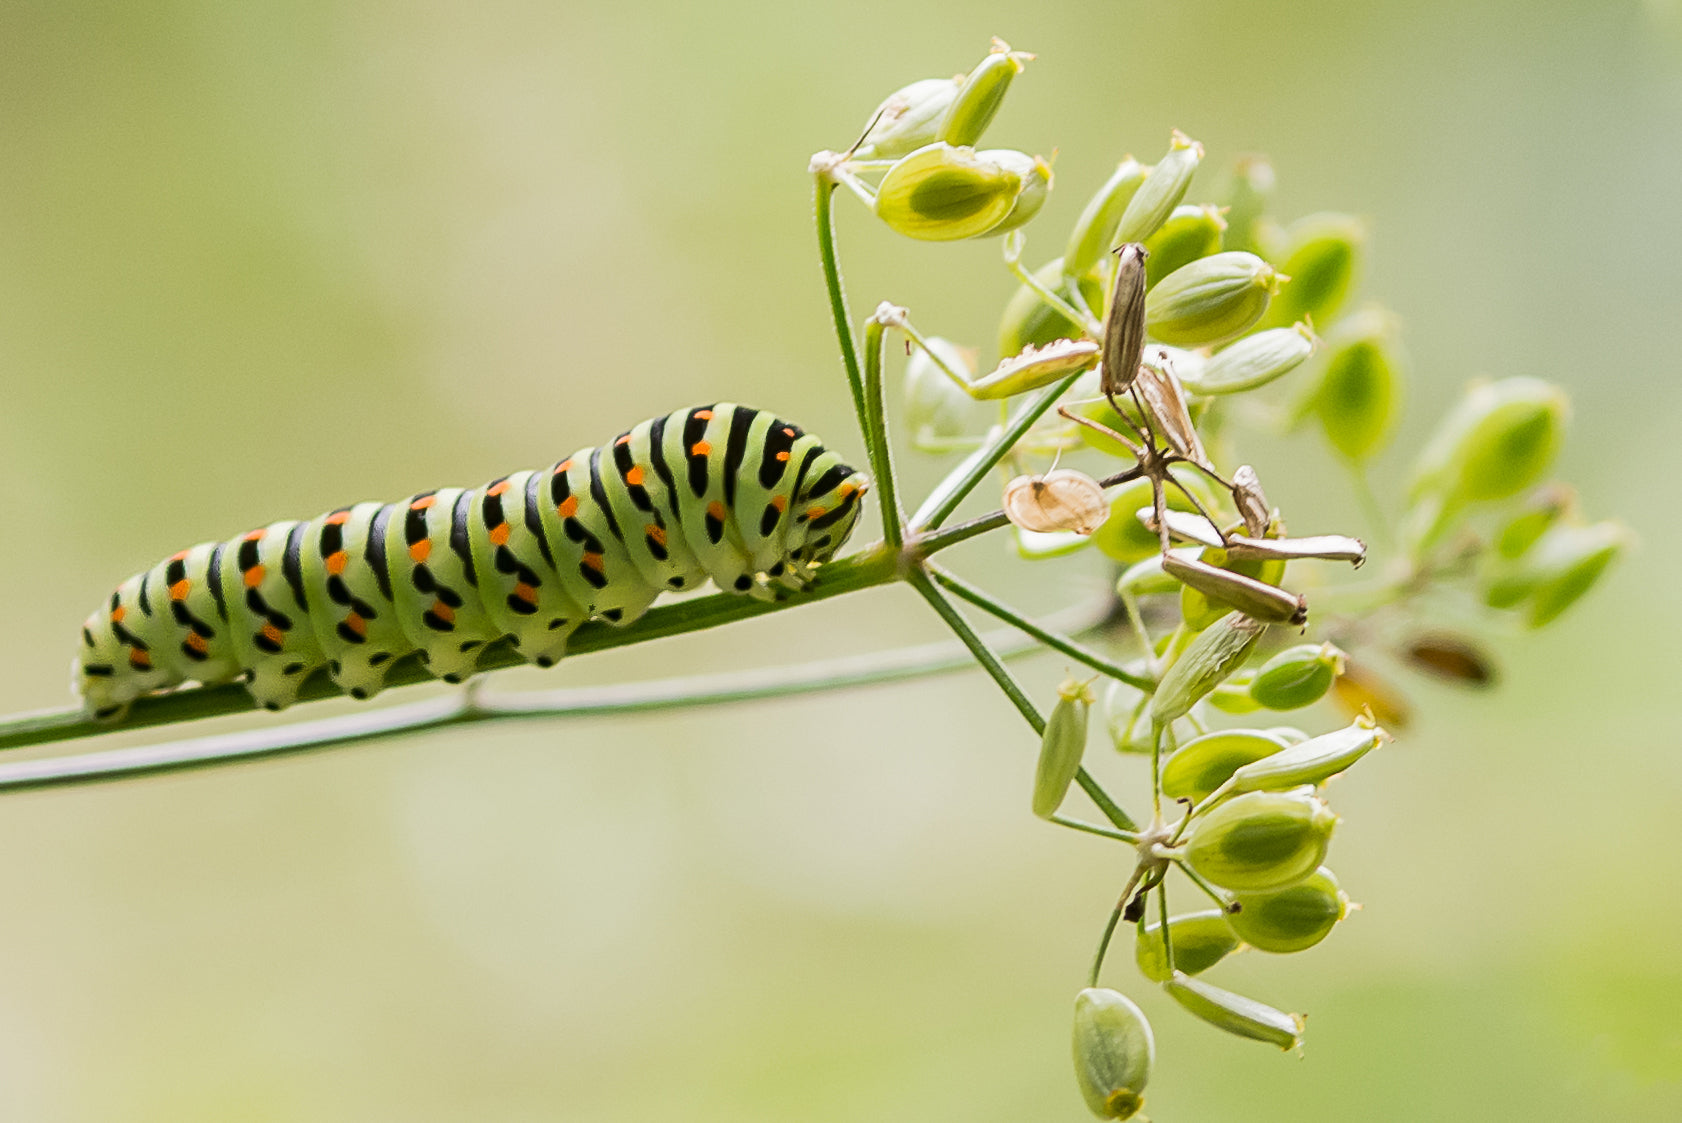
[2,1,1679,1119]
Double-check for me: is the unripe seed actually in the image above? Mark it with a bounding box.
[1143,204,1226,287]
[1033,678,1094,818]
[1151,612,1268,725]
[1064,159,1149,279]
[1114,130,1204,246]
[1262,213,1364,329]
[1304,309,1402,462]
[937,42,1027,148]
[1003,469,1109,535]
[1162,728,1290,803]
[978,149,1054,236]
[1224,717,1386,795]
[1248,643,1344,710]
[972,337,1100,399]
[1135,910,1241,982]
[874,143,1025,241]
[854,76,963,161]
[1145,252,1283,347]
[1230,866,1349,953]
[999,257,1105,356]
[1185,789,1337,892]
[1523,520,1627,627]
[1494,483,1574,559]
[1072,988,1154,1120]
[1163,972,1305,1050]
[1409,377,1568,506]
[1186,322,1317,395]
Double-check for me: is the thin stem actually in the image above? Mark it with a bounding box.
[1349,463,1393,550]
[861,314,906,548]
[813,176,869,442]
[926,565,1151,689]
[1050,814,1139,844]
[1176,859,1233,912]
[912,463,1145,557]
[0,602,1111,793]
[911,374,1084,531]
[1156,876,1175,974]
[1006,250,1103,339]
[1088,900,1126,989]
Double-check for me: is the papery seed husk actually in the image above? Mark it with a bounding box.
[1133,359,1210,467]
[1222,533,1367,566]
[1402,634,1497,686]
[1101,243,1149,396]
[1231,465,1272,538]
[1162,554,1307,626]
[1003,469,1109,535]
[972,337,1100,399]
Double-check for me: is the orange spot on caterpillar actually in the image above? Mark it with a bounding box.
[556,459,573,473]
[170,550,189,562]
[776,451,790,462]
[806,506,826,520]
[430,600,456,625]
[409,540,432,563]
[184,632,208,653]
[169,579,191,601]
[487,480,511,497]
[512,582,537,603]
[625,466,645,486]
[644,524,666,546]
[411,495,436,510]
[326,551,349,576]
[244,566,266,589]
[488,523,511,547]
[581,553,605,573]
[128,650,151,670]
[111,606,127,624]
[839,483,858,498]
[691,441,712,457]
[782,427,795,437]
[696,409,714,420]
[616,434,631,446]
[326,511,351,526]
[556,496,579,519]
[342,612,367,637]
[261,623,285,646]
[244,529,265,542]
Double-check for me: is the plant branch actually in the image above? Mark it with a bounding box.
[814,176,870,453]
[861,314,906,548]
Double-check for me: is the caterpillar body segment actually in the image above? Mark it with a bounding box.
[75,404,869,719]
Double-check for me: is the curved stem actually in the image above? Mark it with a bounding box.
[814,176,869,441]
[860,315,906,548]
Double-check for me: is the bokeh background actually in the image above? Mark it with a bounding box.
[2,1,1679,1119]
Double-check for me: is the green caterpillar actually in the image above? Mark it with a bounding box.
[76,404,870,718]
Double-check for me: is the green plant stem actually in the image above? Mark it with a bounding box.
[814,176,869,436]
[1050,814,1139,844]
[861,315,906,548]
[0,603,1110,793]
[907,567,1136,832]
[1176,860,1232,911]
[1005,248,1103,339]
[925,565,1152,689]
[1156,877,1175,974]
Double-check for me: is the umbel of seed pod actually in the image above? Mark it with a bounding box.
[1185,789,1338,892]
[874,143,1041,241]
[1072,988,1154,1120]
[1145,252,1285,347]
[1229,866,1350,953]
[1033,678,1094,818]
[1003,469,1109,535]
[1135,910,1241,982]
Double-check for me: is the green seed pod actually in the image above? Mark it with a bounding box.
[1185,789,1337,892]
[1114,130,1205,246]
[1494,483,1574,560]
[1261,213,1365,329]
[854,76,964,161]
[1266,726,1311,745]
[1136,910,1241,982]
[1522,520,1628,627]
[999,257,1106,356]
[1165,553,1305,628]
[1226,717,1387,795]
[1151,612,1268,725]
[1185,322,1316,395]
[1064,159,1149,280]
[1248,643,1345,710]
[1221,155,1277,258]
[1163,972,1305,1050]
[1408,377,1569,506]
[1302,309,1403,462]
[979,150,1054,236]
[937,42,1027,148]
[1145,252,1283,347]
[1072,988,1154,1120]
[1230,866,1349,953]
[1208,672,1264,715]
[1161,728,1290,803]
[1142,204,1226,287]
[904,336,984,446]
[874,142,1025,241]
[1033,678,1094,818]
[1115,555,1181,598]
[972,338,1099,400]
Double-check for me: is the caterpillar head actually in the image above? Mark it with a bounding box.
[789,453,870,566]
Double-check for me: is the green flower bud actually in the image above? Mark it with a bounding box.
[1105,678,1153,754]
[1151,612,1268,725]
[1221,155,1277,258]
[1163,972,1305,1050]
[1185,789,1337,892]
[1136,910,1241,982]
[1033,678,1094,818]
[1494,483,1573,560]
[854,76,963,161]
[1261,213,1364,329]
[1223,717,1386,796]
[904,336,985,446]
[1229,866,1349,953]
[1145,252,1283,347]
[1301,309,1403,462]
[874,142,1026,241]
[978,150,1054,236]
[1408,377,1569,506]
[1248,643,1345,710]
[999,257,1105,356]
[972,337,1099,399]
[1065,159,1149,279]
[1114,130,1204,246]
[937,42,1028,148]
[1184,322,1316,395]
[1143,204,1226,287]
[1522,520,1628,627]
[1072,988,1154,1120]
[1161,728,1290,803]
